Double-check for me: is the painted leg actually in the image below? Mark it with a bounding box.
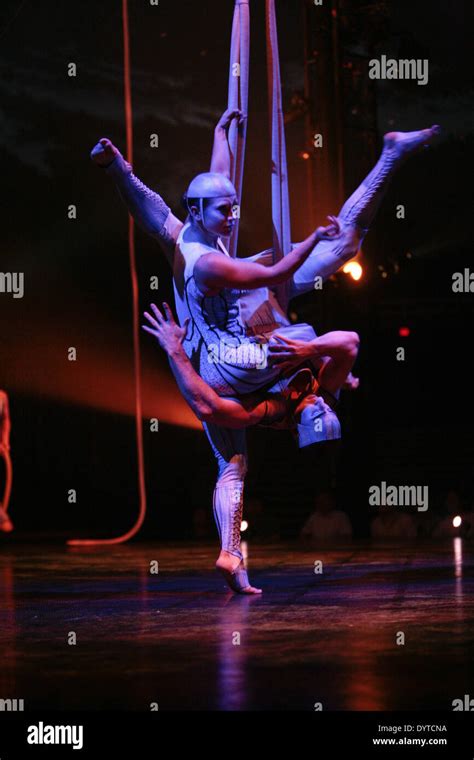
[203,422,262,594]
[289,125,440,298]
[311,331,360,406]
[338,126,440,230]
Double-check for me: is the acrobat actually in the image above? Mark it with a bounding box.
[91,111,439,592]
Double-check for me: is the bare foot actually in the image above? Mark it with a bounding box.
[90,137,121,168]
[343,372,360,391]
[384,125,441,161]
[215,550,262,594]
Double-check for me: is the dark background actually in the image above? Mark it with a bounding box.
[1,0,473,540]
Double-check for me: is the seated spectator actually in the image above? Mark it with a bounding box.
[192,506,213,539]
[301,491,352,542]
[243,496,280,542]
[370,506,417,540]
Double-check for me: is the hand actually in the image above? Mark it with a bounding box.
[315,215,342,241]
[90,137,122,168]
[142,302,190,355]
[216,108,246,133]
[267,334,317,374]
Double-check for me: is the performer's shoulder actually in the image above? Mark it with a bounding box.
[165,212,184,244]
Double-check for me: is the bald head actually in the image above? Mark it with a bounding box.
[186,172,237,200]
[183,173,239,239]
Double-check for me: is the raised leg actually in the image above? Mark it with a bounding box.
[289,126,440,298]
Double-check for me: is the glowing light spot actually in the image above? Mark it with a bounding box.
[240,520,248,532]
[342,261,363,281]
[453,516,462,528]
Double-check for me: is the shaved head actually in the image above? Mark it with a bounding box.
[186,172,237,200]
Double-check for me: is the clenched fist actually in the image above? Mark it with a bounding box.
[90,137,121,168]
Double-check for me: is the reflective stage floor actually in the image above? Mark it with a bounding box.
[0,539,472,711]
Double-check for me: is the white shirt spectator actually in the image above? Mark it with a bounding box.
[301,510,353,541]
[371,513,417,539]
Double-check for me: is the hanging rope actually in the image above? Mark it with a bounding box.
[1,450,12,517]
[68,0,147,546]
[266,0,292,312]
[0,391,13,521]
[227,0,250,258]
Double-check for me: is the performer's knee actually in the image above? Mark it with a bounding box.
[344,331,360,360]
[216,454,248,486]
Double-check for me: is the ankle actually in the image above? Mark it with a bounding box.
[216,550,242,568]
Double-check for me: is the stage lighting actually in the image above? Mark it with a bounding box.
[240,520,249,532]
[453,516,462,528]
[343,261,363,281]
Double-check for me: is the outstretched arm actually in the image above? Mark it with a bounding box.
[210,109,245,178]
[194,218,341,293]
[90,138,183,268]
[142,303,287,429]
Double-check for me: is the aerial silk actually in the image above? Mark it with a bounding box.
[227,0,291,313]
[265,0,292,313]
[227,0,250,259]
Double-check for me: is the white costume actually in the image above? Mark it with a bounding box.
[104,130,431,564]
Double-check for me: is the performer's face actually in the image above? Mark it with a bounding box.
[202,196,238,237]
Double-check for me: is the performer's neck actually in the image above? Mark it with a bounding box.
[186,220,219,249]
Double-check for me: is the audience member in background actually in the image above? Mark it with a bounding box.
[243,496,280,543]
[192,506,213,539]
[301,491,352,543]
[370,505,417,540]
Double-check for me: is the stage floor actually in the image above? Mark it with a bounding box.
[0,539,472,711]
